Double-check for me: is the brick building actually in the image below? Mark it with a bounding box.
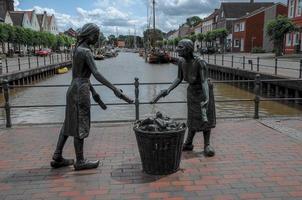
[232,3,287,52]
[285,0,302,54]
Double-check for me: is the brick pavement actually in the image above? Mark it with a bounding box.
[0,119,302,200]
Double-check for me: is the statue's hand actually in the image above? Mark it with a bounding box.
[150,89,169,104]
[114,88,133,104]
[161,89,169,97]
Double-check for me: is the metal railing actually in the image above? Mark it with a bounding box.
[0,52,72,75]
[168,51,302,78]
[1,74,302,128]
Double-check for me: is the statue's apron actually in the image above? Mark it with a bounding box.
[63,77,91,139]
[184,58,216,131]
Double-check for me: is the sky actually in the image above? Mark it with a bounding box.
[15,0,288,36]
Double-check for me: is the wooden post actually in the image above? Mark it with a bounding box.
[3,80,12,128]
[18,57,21,71]
[257,57,260,72]
[254,74,260,119]
[275,58,278,75]
[28,55,31,69]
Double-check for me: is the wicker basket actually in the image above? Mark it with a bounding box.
[133,125,186,175]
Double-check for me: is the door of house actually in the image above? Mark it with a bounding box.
[240,38,244,52]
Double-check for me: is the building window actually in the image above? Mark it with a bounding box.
[234,39,240,47]
[286,33,292,46]
[297,0,302,16]
[289,0,295,18]
[294,33,300,45]
[234,22,245,32]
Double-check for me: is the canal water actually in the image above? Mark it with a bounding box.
[0,52,301,125]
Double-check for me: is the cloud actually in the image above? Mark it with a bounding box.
[16,0,288,36]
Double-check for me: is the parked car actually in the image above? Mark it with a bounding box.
[36,49,51,56]
[199,47,217,54]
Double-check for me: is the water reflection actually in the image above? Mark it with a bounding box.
[0,52,301,125]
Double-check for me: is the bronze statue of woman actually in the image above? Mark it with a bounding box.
[152,39,216,157]
[51,23,133,170]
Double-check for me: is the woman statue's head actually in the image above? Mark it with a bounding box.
[176,39,194,58]
[77,23,100,45]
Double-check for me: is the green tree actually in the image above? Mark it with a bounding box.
[214,29,228,52]
[197,33,204,43]
[266,15,297,56]
[6,24,15,54]
[186,16,202,27]
[143,28,164,47]
[0,24,9,53]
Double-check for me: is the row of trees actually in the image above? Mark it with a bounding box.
[0,23,75,55]
[157,28,228,52]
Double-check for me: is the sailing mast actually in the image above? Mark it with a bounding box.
[152,0,155,47]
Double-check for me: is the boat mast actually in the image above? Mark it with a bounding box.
[150,0,156,48]
[153,0,155,32]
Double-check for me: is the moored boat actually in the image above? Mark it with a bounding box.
[56,67,69,74]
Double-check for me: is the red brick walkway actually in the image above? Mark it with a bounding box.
[0,119,302,200]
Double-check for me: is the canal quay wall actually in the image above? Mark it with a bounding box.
[170,54,302,104]
[0,57,72,92]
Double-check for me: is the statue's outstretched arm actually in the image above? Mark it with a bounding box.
[167,61,183,94]
[151,60,183,104]
[86,50,133,104]
[86,50,117,92]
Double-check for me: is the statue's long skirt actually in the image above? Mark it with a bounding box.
[63,78,91,139]
[187,83,216,132]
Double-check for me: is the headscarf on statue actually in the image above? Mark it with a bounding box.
[75,23,100,48]
[179,39,194,53]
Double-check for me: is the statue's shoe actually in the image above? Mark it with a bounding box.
[50,158,74,168]
[182,143,194,151]
[74,159,99,171]
[204,145,215,157]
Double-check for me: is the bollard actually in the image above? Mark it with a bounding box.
[231,55,234,68]
[0,59,2,75]
[28,55,31,69]
[254,74,260,119]
[275,58,278,75]
[2,80,12,128]
[257,57,260,72]
[36,56,39,67]
[299,60,302,78]
[5,58,8,73]
[243,56,245,69]
[134,77,140,121]
[248,59,253,71]
[222,54,224,66]
[18,57,21,71]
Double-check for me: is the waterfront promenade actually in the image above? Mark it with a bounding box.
[0,118,302,200]
[170,52,302,79]
[0,53,71,75]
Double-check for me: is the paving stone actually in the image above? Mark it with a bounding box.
[0,120,301,199]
